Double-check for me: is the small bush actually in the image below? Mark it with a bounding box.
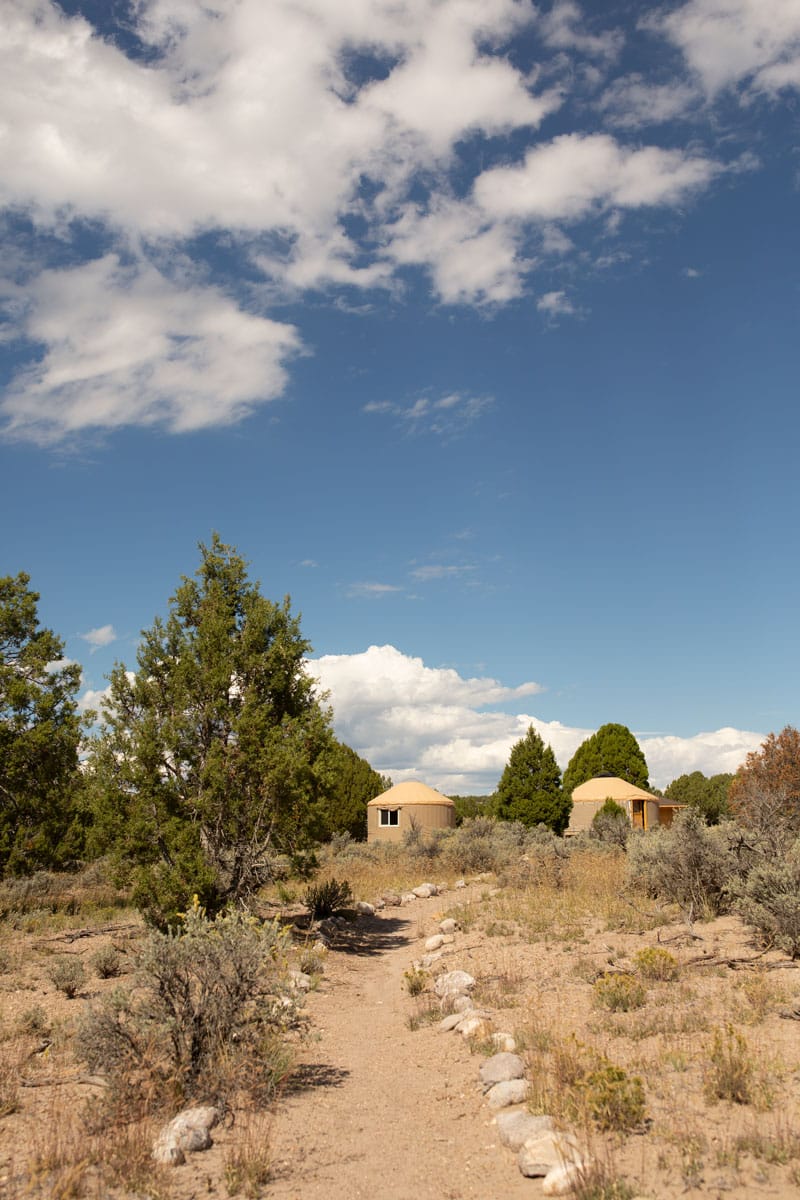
[48,955,86,998]
[704,1024,754,1105]
[527,1034,646,1132]
[90,945,123,979]
[303,878,352,919]
[733,842,800,957]
[632,947,679,981]
[593,973,647,1012]
[403,966,428,996]
[626,810,742,917]
[583,1059,646,1132]
[76,903,298,1110]
[18,1004,51,1037]
[590,800,630,848]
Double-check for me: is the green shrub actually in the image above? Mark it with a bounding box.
[593,973,647,1012]
[626,810,742,917]
[76,903,298,1109]
[733,841,800,958]
[90,945,123,979]
[303,878,352,918]
[590,799,630,848]
[632,947,679,981]
[48,956,86,998]
[583,1060,646,1131]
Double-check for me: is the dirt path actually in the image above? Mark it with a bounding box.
[267,895,535,1200]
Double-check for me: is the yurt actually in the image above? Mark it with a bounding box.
[567,774,666,835]
[367,781,456,843]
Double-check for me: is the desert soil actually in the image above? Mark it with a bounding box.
[3,882,800,1199]
[266,891,535,1200]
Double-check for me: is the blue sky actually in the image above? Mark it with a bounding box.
[1,0,798,793]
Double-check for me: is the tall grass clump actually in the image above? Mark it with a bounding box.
[76,901,298,1113]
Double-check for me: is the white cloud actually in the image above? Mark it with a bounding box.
[598,75,700,127]
[364,390,494,435]
[540,1,623,62]
[640,727,764,785]
[0,0,775,440]
[346,582,402,599]
[410,564,475,581]
[652,0,800,97]
[537,290,577,318]
[306,643,763,793]
[474,133,719,222]
[1,256,300,442]
[80,624,117,651]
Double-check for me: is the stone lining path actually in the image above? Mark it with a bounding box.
[267,891,538,1199]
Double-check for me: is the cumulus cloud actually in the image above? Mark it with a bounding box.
[0,0,781,439]
[473,133,719,222]
[1,256,300,442]
[537,290,577,318]
[598,75,700,127]
[79,624,117,651]
[652,0,800,97]
[540,1,623,61]
[306,643,763,793]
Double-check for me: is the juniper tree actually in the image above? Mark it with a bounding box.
[0,573,82,874]
[562,723,649,798]
[85,536,333,924]
[493,726,570,833]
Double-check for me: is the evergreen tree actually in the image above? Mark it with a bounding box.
[664,771,733,825]
[493,726,570,833]
[0,573,82,875]
[311,740,390,840]
[562,723,649,797]
[85,536,332,924]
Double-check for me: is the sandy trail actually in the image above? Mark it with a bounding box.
[267,895,535,1200]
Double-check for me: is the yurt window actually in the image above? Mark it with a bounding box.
[378,809,400,827]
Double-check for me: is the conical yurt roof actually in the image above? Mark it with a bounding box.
[571,775,658,803]
[367,781,454,808]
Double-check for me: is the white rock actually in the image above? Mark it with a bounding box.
[486,1079,530,1109]
[518,1132,582,1179]
[451,993,473,1012]
[479,1052,526,1090]
[421,952,443,968]
[459,1016,492,1040]
[434,970,475,999]
[412,883,438,898]
[439,1013,466,1032]
[153,1105,219,1165]
[401,893,417,905]
[372,898,386,910]
[454,879,467,889]
[425,934,445,952]
[439,918,458,935]
[542,1161,585,1195]
[490,1032,517,1053]
[355,901,375,915]
[441,934,456,945]
[495,1111,555,1153]
[289,970,312,991]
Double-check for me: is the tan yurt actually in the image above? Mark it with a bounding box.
[567,774,665,835]
[367,781,456,843]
